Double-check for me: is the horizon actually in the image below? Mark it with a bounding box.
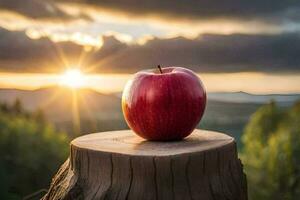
[2,85,300,96]
[1,71,300,94]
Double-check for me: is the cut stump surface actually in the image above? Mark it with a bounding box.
[43,129,247,200]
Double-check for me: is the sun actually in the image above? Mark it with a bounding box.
[60,69,85,88]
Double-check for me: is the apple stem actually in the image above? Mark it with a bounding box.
[158,65,163,74]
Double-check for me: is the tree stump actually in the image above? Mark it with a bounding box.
[43,129,247,200]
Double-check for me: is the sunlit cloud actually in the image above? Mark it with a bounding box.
[0,10,36,30]
[2,1,299,49]
[57,2,296,40]
[58,1,300,37]
[26,29,103,49]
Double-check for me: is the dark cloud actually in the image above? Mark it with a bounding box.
[89,33,300,74]
[0,28,127,72]
[65,0,300,23]
[1,0,299,27]
[0,0,87,20]
[0,27,300,74]
[0,27,84,72]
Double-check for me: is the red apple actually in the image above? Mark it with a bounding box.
[122,66,206,141]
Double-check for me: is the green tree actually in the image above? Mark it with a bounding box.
[0,101,69,199]
[242,101,300,200]
[12,98,23,115]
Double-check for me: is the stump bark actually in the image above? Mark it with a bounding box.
[43,129,247,200]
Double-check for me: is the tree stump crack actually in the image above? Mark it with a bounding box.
[185,155,193,200]
[152,157,158,200]
[125,157,133,200]
[170,157,175,200]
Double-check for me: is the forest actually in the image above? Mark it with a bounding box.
[0,99,299,199]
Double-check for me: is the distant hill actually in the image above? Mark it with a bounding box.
[114,91,300,105]
[0,87,298,145]
[208,91,300,105]
[0,87,125,135]
[0,87,122,122]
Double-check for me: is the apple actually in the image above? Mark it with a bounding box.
[122,66,206,141]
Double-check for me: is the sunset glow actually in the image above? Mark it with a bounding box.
[0,72,300,94]
[60,69,86,88]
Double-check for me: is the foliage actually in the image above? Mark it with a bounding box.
[242,101,300,200]
[0,99,69,199]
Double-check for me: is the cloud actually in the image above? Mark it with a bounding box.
[1,0,300,44]
[0,0,73,20]
[62,0,300,24]
[0,27,84,72]
[0,27,128,72]
[88,33,300,74]
[1,0,300,25]
[0,27,300,74]
[1,0,300,34]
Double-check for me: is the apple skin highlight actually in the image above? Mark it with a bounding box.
[122,66,206,141]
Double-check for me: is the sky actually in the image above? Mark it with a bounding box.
[0,0,300,93]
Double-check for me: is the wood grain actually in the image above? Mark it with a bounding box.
[42,129,247,200]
